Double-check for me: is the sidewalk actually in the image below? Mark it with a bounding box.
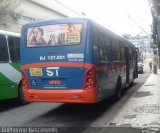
[110,69,160,131]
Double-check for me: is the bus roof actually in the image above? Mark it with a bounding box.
[0,30,20,37]
[22,18,134,47]
[92,21,133,46]
[22,18,88,28]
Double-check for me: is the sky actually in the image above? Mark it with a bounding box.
[60,0,152,36]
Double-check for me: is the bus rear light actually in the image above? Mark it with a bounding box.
[87,78,93,83]
[83,66,96,90]
[22,71,27,78]
[88,71,93,76]
[22,71,30,90]
[22,79,28,89]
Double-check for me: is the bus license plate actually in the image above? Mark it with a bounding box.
[49,80,62,85]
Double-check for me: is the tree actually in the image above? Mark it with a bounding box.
[0,0,22,26]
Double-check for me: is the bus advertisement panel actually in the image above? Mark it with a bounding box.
[26,24,82,47]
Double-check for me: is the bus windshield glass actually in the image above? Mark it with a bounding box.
[26,23,82,47]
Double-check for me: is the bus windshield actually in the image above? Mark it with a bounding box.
[26,23,82,47]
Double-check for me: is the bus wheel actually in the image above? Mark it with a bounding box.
[130,79,134,86]
[115,78,122,100]
[130,73,135,86]
[18,85,30,105]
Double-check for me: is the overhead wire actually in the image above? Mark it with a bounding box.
[54,0,82,17]
[127,14,150,35]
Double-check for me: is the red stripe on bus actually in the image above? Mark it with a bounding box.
[21,62,94,70]
[21,62,126,72]
[96,64,126,71]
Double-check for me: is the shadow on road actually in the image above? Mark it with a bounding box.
[0,99,22,112]
[23,96,117,133]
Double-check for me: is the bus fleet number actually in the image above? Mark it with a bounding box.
[48,55,65,60]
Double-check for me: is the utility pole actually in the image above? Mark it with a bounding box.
[153,51,158,73]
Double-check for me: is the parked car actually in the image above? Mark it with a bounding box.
[138,62,144,73]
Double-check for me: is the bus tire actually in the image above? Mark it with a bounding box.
[130,72,135,86]
[18,82,30,105]
[115,78,122,100]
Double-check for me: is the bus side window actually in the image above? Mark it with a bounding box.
[98,32,108,62]
[123,43,125,61]
[116,40,120,61]
[104,36,109,61]
[129,46,133,61]
[93,27,99,63]
[8,36,20,63]
[131,47,135,62]
[0,35,9,63]
[111,38,116,61]
[120,42,124,61]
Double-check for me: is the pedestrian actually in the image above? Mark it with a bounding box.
[149,61,152,72]
[36,27,46,44]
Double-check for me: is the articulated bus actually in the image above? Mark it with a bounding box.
[0,30,26,104]
[20,18,138,103]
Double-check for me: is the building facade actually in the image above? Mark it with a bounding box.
[0,0,84,33]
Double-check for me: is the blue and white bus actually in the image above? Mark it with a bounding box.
[20,18,138,103]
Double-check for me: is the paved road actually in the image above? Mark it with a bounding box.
[0,59,153,133]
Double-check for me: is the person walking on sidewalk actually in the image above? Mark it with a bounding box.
[149,61,152,72]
